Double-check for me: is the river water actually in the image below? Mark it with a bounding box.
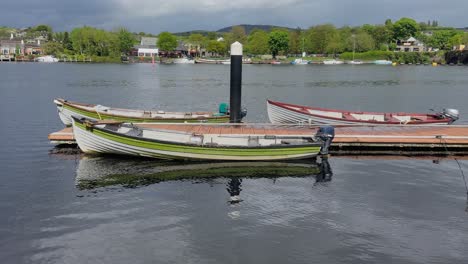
[1,63,468,263]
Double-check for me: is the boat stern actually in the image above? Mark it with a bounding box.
[315,126,335,155]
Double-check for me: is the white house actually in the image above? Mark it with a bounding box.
[136,37,158,57]
[395,37,426,52]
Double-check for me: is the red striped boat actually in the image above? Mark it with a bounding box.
[267,100,459,125]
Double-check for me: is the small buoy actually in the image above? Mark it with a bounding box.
[392,62,397,66]
[432,62,438,67]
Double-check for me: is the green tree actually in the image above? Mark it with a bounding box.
[188,33,206,46]
[188,33,207,56]
[463,33,468,45]
[419,22,428,31]
[207,32,217,40]
[0,27,14,38]
[345,31,375,52]
[361,24,375,35]
[70,26,92,55]
[116,28,135,55]
[42,41,64,56]
[355,31,375,52]
[288,28,303,56]
[429,30,459,50]
[326,33,344,56]
[245,29,269,55]
[372,25,392,48]
[34,24,52,33]
[70,26,117,56]
[206,40,226,56]
[157,32,177,52]
[231,26,247,44]
[449,33,464,47]
[63,31,73,50]
[222,32,235,52]
[268,30,289,58]
[393,17,420,40]
[305,24,337,54]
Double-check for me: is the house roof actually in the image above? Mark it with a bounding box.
[140,37,158,46]
[407,37,417,42]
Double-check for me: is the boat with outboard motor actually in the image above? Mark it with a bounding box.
[54,98,237,126]
[267,100,459,125]
[72,117,335,161]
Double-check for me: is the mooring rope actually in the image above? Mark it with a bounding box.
[440,138,468,207]
[95,109,103,120]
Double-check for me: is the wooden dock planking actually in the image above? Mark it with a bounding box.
[48,125,468,154]
[48,127,75,144]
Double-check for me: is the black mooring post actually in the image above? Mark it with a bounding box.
[230,42,242,123]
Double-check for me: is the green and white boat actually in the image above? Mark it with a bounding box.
[54,98,232,126]
[72,117,332,161]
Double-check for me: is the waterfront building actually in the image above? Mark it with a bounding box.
[395,37,426,52]
[133,37,159,57]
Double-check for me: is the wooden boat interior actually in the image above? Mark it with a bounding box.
[61,99,221,118]
[280,102,440,123]
[93,122,320,147]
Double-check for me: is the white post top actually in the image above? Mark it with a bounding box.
[230,41,243,56]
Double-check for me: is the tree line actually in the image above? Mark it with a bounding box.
[4,17,468,61]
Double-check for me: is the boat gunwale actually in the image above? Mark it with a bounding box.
[267,100,452,125]
[55,98,229,121]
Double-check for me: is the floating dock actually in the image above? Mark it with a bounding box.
[48,127,75,145]
[48,125,468,155]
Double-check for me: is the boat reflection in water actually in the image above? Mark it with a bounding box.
[75,156,333,200]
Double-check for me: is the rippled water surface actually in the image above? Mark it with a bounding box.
[1,63,468,264]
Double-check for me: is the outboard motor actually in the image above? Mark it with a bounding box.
[315,126,335,155]
[240,107,248,119]
[441,108,460,124]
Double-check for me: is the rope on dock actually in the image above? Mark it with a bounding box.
[440,138,468,208]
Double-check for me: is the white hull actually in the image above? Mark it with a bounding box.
[268,102,355,125]
[323,60,344,65]
[72,120,322,161]
[173,58,195,64]
[374,60,392,65]
[36,56,59,62]
[267,101,451,125]
[55,101,95,126]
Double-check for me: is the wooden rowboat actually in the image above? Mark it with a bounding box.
[72,117,333,161]
[54,98,232,126]
[267,100,459,125]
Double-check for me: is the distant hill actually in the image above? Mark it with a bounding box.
[173,30,212,37]
[173,24,295,37]
[217,24,295,34]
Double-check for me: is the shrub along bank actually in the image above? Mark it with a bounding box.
[340,51,443,64]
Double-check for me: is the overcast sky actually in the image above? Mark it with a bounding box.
[2,0,467,33]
